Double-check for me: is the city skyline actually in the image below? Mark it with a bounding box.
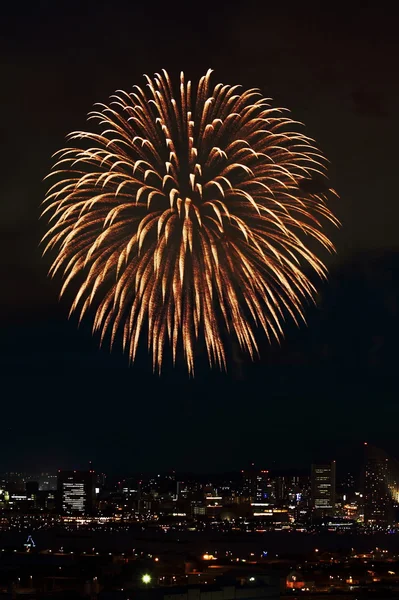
[1,443,399,530]
[1,1,398,472]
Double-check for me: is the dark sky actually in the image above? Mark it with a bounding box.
[1,1,398,475]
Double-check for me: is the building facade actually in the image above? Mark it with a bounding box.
[57,470,95,515]
[363,444,399,525]
[311,462,336,517]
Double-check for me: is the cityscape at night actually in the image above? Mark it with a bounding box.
[1,445,399,596]
[2,444,399,531]
[2,0,398,598]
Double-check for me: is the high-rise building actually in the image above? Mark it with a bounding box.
[275,474,307,504]
[38,473,57,491]
[340,472,356,503]
[363,443,399,525]
[241,465,271,502]
[311,462,336,516]
[57,470,95,515]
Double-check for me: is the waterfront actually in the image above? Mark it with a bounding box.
[1,528,399,556]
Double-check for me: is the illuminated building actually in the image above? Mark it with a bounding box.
[205,495,223,517]
[191,501,206,517]
[275,474,309,504]
[96,472,106,490]
[341,472,356,502]
[241,466,271,502]
[363,444,399,525]
[311,462,336,516]
[38,473,57,491]
[251,505,290,525]
[57,470,95,515]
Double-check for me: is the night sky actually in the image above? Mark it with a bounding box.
[1,1,398,475]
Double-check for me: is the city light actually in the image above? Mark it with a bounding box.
[142,574,151,584]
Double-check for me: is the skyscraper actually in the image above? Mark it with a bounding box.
[311,462,336,517]
[57,470,95,515]
[363,444,399,525]
[241,465,271,502]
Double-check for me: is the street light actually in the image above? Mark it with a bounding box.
[142,574,151,584]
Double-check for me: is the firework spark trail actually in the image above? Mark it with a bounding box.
[41,69,339,374]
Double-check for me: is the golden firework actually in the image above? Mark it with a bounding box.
[42,69,339,374]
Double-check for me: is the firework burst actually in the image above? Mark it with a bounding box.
[41,69,339,374]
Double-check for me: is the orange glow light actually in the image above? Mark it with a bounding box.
[42,70,338,375]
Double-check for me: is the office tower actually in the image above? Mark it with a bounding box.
[311,462,336,516]
[363,443,399,525]
[57,470,95,515]
[275,474,305,504]
[341,472,356,503]
[38,473,57,491]
[242,465,271,502]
